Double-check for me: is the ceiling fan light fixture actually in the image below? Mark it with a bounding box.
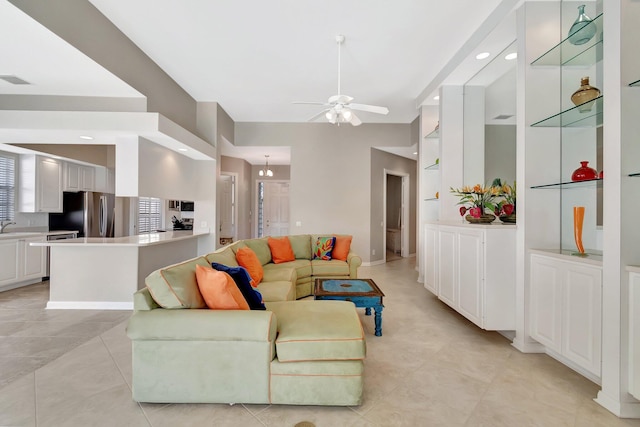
[342,109,352,121]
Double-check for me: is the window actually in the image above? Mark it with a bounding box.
[138,197,162,233]
[0,154,15,221]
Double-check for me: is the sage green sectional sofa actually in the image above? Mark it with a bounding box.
[126,234,366,406]
[207,234,362,300]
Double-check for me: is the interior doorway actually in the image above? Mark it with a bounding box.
[219,172,237,244]
[257,181,290,237]
[384,170,409,262]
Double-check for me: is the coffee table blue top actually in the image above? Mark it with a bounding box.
[320,279,374,293]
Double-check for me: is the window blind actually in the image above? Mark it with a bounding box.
[138,197,161,233]
[0,155,15,221]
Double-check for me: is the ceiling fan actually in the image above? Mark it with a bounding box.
[293,35,389,126]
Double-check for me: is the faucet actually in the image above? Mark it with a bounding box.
[0,221,16,233]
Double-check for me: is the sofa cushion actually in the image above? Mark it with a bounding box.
[257,280,296,302]
[205,246,239,267]
[332,235,352,261]
[236,247,264,286]
[264,260,311,282]
[195,265,250,310]
[312,236,336,260]
[311,259,350,277]
[211,263,266,310]
[244,238,273,265]
[267,300,366,362]
[288,235,311,259]
[268,236,295,264]
[145,257,211,309]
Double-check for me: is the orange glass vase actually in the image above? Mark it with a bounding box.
[573,206,585,255]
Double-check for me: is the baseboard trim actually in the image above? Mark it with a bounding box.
[0,278,44,292]
[595,391,640,418]
[46,301,133,310]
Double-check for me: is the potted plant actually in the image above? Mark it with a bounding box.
[450,183,501,223]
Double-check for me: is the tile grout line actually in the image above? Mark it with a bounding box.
[33,368,39,427]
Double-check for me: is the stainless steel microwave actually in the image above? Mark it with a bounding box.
[180,201,194,211]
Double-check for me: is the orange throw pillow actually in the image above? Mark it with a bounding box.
[332,235,353,261]
[195,265,249,310]
[268,236,296,264]
[236,247,264,286]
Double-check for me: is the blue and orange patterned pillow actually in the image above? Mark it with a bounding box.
[313,236,336,260]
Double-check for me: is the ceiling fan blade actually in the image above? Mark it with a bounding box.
[349,103,389,115]
[349,112,362,126]
[293,101,328,106]
[308,108,331,122]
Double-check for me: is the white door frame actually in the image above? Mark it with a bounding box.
[383,169,410,261]
[220,171,238,242]
[254,179,290,238]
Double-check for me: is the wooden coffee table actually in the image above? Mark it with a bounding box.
[314,278,385,336]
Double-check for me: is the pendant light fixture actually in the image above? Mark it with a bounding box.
[258,155,273,177]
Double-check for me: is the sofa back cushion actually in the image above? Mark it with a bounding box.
[244,238,272,265]
[145,257,210,309]
[211,263,266,310]
[195,265,250,310]
[288,235,311,259]
[268,236,296,264]
[206,246,239,267]
[236,247,264,285]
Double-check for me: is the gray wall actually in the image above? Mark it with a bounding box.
[485,124,516,185]
[370,149,417,262]
[235,122,413,263]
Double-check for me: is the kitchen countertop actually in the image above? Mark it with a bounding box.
[0,230,78,240]
[31,230,209,247]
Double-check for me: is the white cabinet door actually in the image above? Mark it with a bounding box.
[80,166,95,190]
[0,239,20,286]
[437,228,456,307]
[424,225,438,295]
[457,229,484,327]
[36,157,63,212]
[530,255,563,353]
[64,162,81,191]
[563,263,602,377]
[21,236,46,281]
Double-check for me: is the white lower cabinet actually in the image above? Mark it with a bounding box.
[0,236,46,291]
[425,223,516,330]
[629,268,640,400]
[530,253,602,378]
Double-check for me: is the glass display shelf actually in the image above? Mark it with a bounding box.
[531,13,603,66]
[424,197,439,202]
[424,162,440,170]
[424,128,439,138]
[530,177,602,189]
[630,79,640,87]
[531,96,603,127]
[630,172,640,177]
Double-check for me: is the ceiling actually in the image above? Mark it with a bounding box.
[0,0,520,163]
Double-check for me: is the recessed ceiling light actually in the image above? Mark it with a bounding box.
[178,148,188,152]
[79,135,93,140]
[505,52,517,60]
[433,95,440,100]
[413,152,418,155]
[476,52,490,60]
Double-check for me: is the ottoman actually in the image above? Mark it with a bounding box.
[266,300,366,406]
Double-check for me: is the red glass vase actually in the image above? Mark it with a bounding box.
[571,161,597,181]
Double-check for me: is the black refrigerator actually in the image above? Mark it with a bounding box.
[49,191,115,237]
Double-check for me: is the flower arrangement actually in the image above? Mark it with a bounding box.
[450,184,501,219]
[494,180,516,218]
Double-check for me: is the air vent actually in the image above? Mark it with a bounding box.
[0,75,31,85]
[493,114,514,120]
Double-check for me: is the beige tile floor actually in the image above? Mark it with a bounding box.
[1,258,640,426]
